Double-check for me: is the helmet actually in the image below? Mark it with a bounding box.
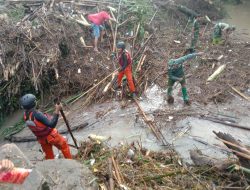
[116,41,125,49]
[20,94,36,110]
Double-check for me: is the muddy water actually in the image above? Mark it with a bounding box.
[0,110,23,141]
[223,1,250,38]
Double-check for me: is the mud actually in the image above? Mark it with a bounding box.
[5,83,250,166]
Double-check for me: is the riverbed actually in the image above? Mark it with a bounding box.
[223,0,250,39]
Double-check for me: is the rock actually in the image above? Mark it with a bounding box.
[0,143,47,190]
[35,159,98,190]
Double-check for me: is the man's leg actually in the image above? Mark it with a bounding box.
[180,79,190,105]
[124,66,135,94]
[38,139,54,159]
[167,78,175,104]
[47,133,72,159]
[117,71,125,88]
[92,24,101,52]
[100,25,105,43]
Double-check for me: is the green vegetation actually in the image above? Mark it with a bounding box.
[7,5,25,22]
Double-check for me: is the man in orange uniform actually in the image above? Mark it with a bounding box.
[116,41,136,98]
[20,94,72,159]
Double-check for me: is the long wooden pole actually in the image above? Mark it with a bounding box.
[60,109,79,149]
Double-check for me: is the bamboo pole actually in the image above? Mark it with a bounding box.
[206,64,226,83]
[112,0,122,52]
[230,85,250,101]
[131,23,140,57]
[108,158,114,190]
[215,136,250,155]
[111,156,122,184]
[70,69,118,104]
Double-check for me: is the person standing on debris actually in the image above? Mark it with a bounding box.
[189,14,202,53]
[20,94,72,160]
[167,52,204,105]
[87,11,117,52]
[212,22,235,45]
[116,41,136,98]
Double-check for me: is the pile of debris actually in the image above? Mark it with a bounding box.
[76,139,248,189]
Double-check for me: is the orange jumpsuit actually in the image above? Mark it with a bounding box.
[24,111,72,159]
[117,50,135,93]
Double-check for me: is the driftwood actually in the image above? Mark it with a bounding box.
[5,122,88,142]
[190,149,234,170]
[201,116,250,131]
[108,157,114,190]
[213,131,250,169]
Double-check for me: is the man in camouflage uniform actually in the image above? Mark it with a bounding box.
[213,22,235,45]
[167,52,204,105]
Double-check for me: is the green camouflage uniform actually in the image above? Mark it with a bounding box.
[167,53,198,102]
[213,23,230,44]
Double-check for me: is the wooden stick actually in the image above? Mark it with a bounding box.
[134,99,161,141]
[70,69,118,104]
[111,0,122,52]
[215,136,250,155]
[231,149,250,161]
[103,72,116,94]
[133,33,153,59]
[108,158,114,190]
[230,85,250,101]
[148,9,158,25]
[136,55,146,72]
[202,117,250,131]
[131,23,140,57]
[111,156,122,184]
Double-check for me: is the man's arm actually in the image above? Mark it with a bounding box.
[174,53,198,65]
[33,111,59,128]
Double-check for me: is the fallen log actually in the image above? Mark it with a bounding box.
[5,122,88,142]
